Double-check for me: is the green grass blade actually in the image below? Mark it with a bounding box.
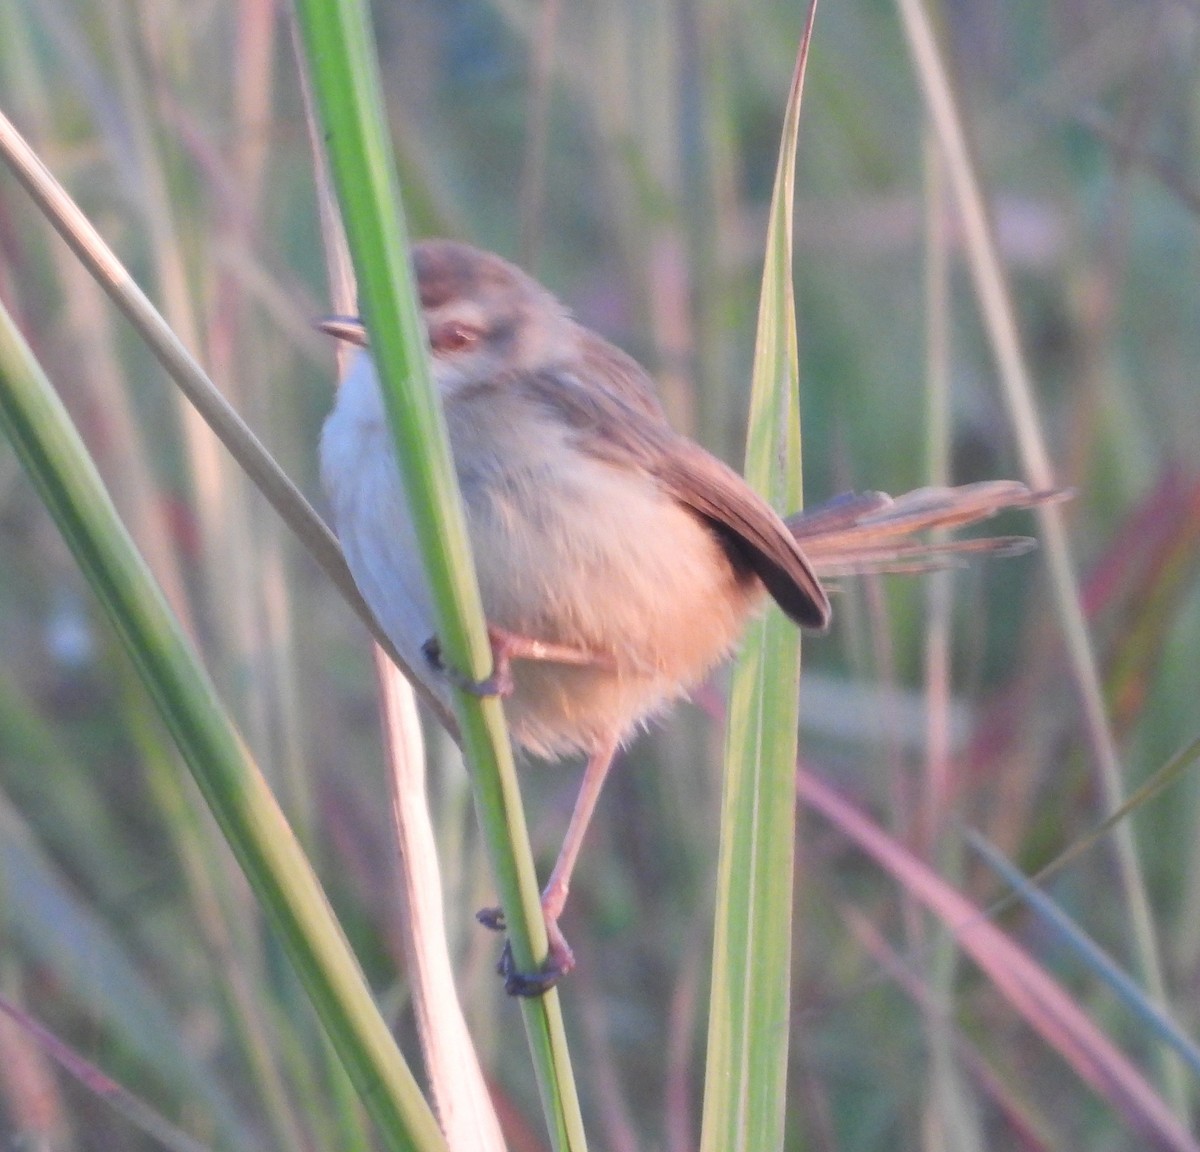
[0,303,446,1152]
[289,0,586,1146]
[699,7,817,1151]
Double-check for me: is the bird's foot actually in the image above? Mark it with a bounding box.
[422,633,513,697]
[477,903,576,998]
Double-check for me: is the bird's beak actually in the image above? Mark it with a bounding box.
[316,315,370,347]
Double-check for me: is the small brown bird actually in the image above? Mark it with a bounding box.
[321,240,1055,994]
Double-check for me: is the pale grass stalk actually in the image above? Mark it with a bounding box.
[231,0,276,210]
[860,569,926,943]
[919,131,983,1152]
[53,244,196,633]
[500,0,700,427]
[576,967,639,1152]
[664,942,703,1152]
[100,0,243,658]
[215,0,313,826]
[690,0,743,447]
[498,1,706,441]
[258,542,313,829]
[0,8,193,634]
[628,10,698,435]
[376,654,506,1152]
[921,132,953,852]
[0,107,453,731]
[892,0,1188,1119]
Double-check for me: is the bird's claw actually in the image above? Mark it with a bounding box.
[478,906,576,997]
[495,939,573,998]
[422,638,513,697]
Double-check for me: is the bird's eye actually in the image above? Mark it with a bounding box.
[430,321,482,355]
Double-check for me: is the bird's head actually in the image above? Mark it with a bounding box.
[414,240,576,395]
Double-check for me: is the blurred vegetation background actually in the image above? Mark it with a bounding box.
[1,0,1199,1149]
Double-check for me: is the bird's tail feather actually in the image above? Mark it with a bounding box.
[786,481,1068,577]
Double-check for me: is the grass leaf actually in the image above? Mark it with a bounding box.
[0,300,446,1152]
[700,7,817,1150]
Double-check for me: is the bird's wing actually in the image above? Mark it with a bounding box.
[574,328,670,421]
[524,367,830,630]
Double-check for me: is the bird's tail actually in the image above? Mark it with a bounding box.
[786,481,1069,577]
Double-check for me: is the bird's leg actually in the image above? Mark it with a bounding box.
[424,624,616,698]
[539,732,620,928]
[480,733,621,996]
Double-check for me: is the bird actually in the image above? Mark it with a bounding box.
[320,239,1058,995]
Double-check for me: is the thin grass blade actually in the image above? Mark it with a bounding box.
[0,992,216,1152]
[891,0,1185,1116]
[0,791,248,1147]
[800,769,1200,1152]
[969,833,1200,1080]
